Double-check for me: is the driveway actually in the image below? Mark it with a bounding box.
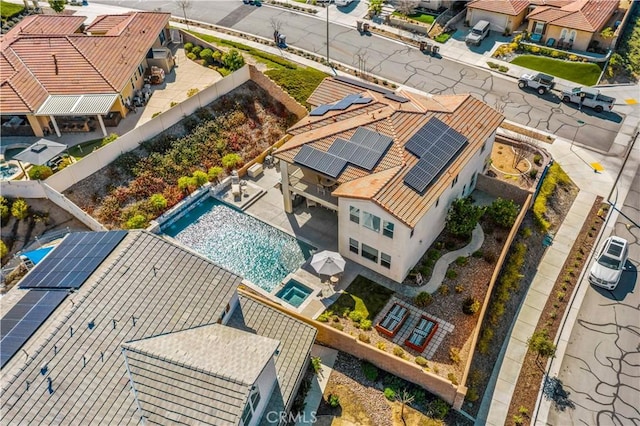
[92,0,630,153]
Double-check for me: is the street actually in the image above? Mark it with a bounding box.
[100,0,625,152]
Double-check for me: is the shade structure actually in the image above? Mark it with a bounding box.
[310,250,345,276]
[13,139,67,165]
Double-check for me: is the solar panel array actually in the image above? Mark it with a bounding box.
[333,75,410,103]
[19,231,127,290]
[310,94,372,116]
[403,118,468,194]
[294,128,393,178]
[1,290,68,368]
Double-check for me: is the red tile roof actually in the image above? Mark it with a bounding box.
[467,0,530,16]
[527,0,619,32]
[275,79,504,227]
[0,12,170,114]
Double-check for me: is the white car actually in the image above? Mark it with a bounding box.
[588,236,629,290]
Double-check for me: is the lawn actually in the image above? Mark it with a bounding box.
[67,139,104,159]
[187,30,328,107]
[0,1,24,19]
[510,55,602,86]
[392,11,435,25]
[325,275,394,320]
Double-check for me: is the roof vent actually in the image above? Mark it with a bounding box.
[52,54,58,75]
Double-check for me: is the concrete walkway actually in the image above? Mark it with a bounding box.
[296,345,339,426]
[408,224,485,297]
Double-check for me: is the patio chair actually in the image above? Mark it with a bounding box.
[530,33,542,43]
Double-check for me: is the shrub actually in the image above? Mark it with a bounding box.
[311,356,322,374]
[148,194,167,212]
[361,361,379,381]
[358,333,370,343]
[449,347,461,364]
[384,387,396,400]
[487,198,519,228]
[466,388,479,402]
[456,256,469,266]
[0,197,9,221]
[487,61,500,69]
[445,269,457,280]
[446,197,485,238]
[199,48,214,64]
[101,132,118,147]
[221,153,242,170]
[151,112,162,118]
[0,239,7,258]
[11,198,28,220]
[377,341,386,351]
[556,290,566,301]
[518,406,529,416]
[455,284,465,293]
[184,42,194,52]
[124,214,148,229]
[521,227,532,238]
[472,249,483,258]
[191,45,203,56]
[534,163,570,231]
[317,312,330,322]
[448,372,458,385]
[360,319,372,331]
[393,346,405,357]
[27,165,53,180]
[221,49,245,71]
[533,154,543,165]
[428,399,450,420]
[528,329,557,360]
[186,52,197,60]
[438,284,450,295]
[415,356,429,367]
[498,65,509,72]
[330,323,344,331]
[328,394,340,408]
[192,170,209,187]
[530,168,538,179]
[514,415,524,425]
[348,310,364,323]
[463,297,481,315]
[415,291,433,307]
[427,248,441,260]
[207,166,224,182]
[478,327,494,354]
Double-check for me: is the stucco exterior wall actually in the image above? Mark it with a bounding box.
[467,9,508,32]
[526,21,594,51]
[252,359,278,426]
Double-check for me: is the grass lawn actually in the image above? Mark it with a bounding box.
[0,1,24,19]
[67,139,104,159]
[326,275,394,320]
[187,30,328,107]
[510,55,602,86]
[392,11,435,24]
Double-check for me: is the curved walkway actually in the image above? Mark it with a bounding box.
[406,224,485,297]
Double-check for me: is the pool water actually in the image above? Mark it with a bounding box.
[276,280,313,308]
[0,163,18,180]
[22,246,54,264]
[164,197,314,292]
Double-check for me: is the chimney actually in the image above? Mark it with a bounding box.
[52,54,58,75]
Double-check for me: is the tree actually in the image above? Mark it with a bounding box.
[369,0,384,16]
[11,198,29,220]
[396,0,419,17]
[528,329,557,366]
[487,198,519,228]
[48,0,65,13]
[175,0,192,29]
[396,389,415,425]
[445,197,485,238]
[221,49,245,71]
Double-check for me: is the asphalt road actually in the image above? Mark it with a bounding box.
[547,167,640,425]
[99,0,624,152]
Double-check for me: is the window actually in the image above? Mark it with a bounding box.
[470,172,477,188]
[361,244,378,263]
[451,174,459,188]
[362,211,381,233]
[381,253,391,269]
[349,206,360,224]
[534,22,544,34]
[383,221,394,238]
[137,64,144,77]
[159,30,166,44]
[241,387,261,426]
[130,78,135,91]
[560,28,568,40]
[462,184,466,196]
[349,238,359,254]
[569,30,576,42]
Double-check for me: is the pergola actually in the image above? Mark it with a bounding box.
[13,139,68,179]
[35,94,119,137]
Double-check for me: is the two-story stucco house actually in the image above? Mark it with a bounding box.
[274,77,504,283]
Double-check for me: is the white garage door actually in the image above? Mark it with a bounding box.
[470,10,508,32]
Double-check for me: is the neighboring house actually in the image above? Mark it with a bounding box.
[0,12,174,138]
[396,0,453,12]
[465,0,530,33]
[274,77,503,283]
[0,231,316,425]
[526,0,620,51]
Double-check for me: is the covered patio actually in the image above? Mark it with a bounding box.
[35,94,119,138]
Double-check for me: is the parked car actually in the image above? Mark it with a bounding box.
[561,87,615,113]
[465,20,490,46]
[518,73,556,95]
[588,236,629,290]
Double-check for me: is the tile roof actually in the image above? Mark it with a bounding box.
[1,231,241,424]
[0,12,169,114]
[227,295,317,422]
[275,79,504,227]
[527,0,619,31]
[122,324,279,425]
[466,0,530,16]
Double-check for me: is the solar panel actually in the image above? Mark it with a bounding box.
[334,75,394,95]
[19,231,126,290]
[294,145,347,178]
[308,94,372,116]
[1,290,68,368]
[310,104,331,116]
[384,93,410,103]
[350,145,383,170]
[403,118,468,193]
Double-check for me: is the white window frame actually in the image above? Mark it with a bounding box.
[349,238,359,254]
[382,220,394,238]
[381,253,391,269]
[534,22,544,34]
[362,211,381,233]
[349,206,360,224]
[361,244,378,263]
[241,386,261,426]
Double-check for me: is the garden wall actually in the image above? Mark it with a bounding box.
[0,180,106,231]
[44,66,252,193]
[476,174,531,206]
[459,194,532,392]
[249,66,308,120]
[237,287,463,408]
[388,17,429,36]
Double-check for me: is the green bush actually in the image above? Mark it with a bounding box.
[151,112,162,118]
[449,347,461,364]
[11,198,28,220]
[124,214,148,229]
[199,48,214,64]
[207,166,224,182]
[331,323,344,331]
[466,388,479,402]
[463,297,481,315]
[191,45,203,56]
[360,319,372,330]
[348,310,364,323]
[446,197,485,238]
[311,356,322,374]
[101,132,118,147]
[361,361,379,381]
[427,248,441,261]
[533,154,543,165]
[393,346,405,357]
[428,399,450,420]
[317,312,330,322]
[448,372,458,385]
[415,356,429,367]
[384,387,396,400]
[415,291,433,307]
[329,393,340,408]
[439,284,450,295]
[533,163,570,231]
[27,165,53,180]
[530,168,538,179]
[472,249,483,258]
[0,196,9,221]
[192,170,208,187]
[187,52,197,61]
[498,65,509,72]
[487,198,519,228]
[184,42,194,52]
[456,256,469,266]
[148,194,167,212]
[487,61,500,69]
[434,32,452,43]
[358,333,370,343]
[221,49,245,71]
[221,153,242,169]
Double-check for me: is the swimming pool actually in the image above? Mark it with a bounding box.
[22,246,54,264]
[276,280,313,308]
[164,197,315,292]
[0,162,19,181]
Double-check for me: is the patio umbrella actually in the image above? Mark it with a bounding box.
[310,250,345,277]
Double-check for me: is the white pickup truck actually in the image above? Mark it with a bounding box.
[561,87,615,113]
